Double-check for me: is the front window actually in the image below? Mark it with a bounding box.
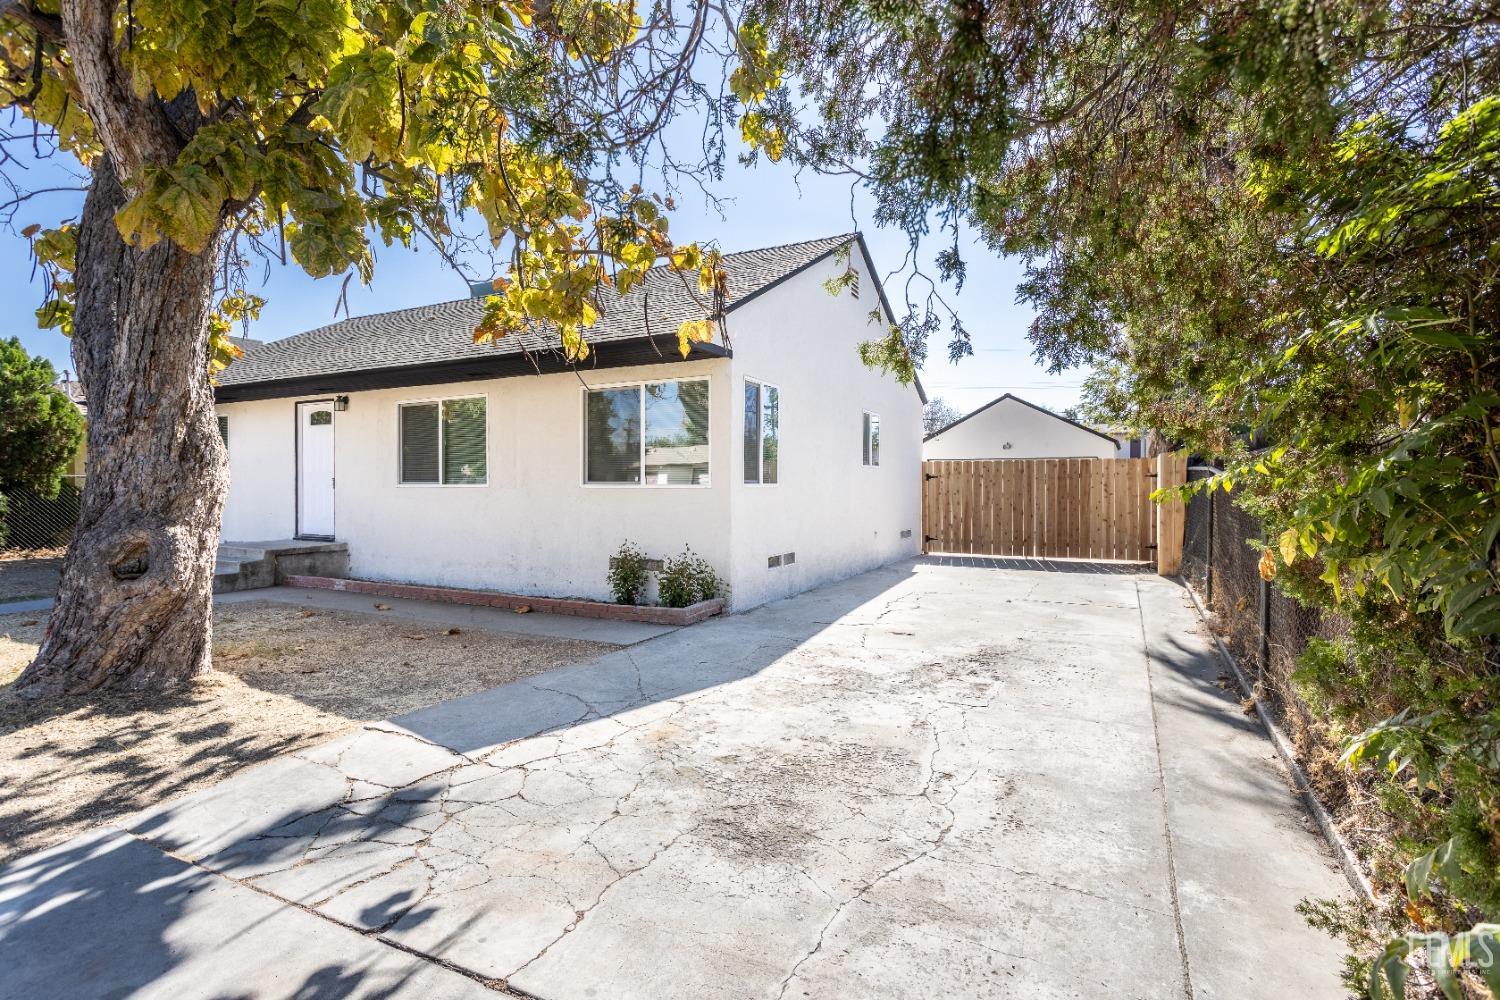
[863,412,880,466]
[744,379,779,484]
[585,378,710,486]
[399,396,487,485]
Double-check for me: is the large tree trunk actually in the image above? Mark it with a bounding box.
[14,158,227,698]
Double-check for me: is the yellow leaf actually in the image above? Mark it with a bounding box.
[1278,528,1299,566]
[676,318,714,358]
[113,196,162,250]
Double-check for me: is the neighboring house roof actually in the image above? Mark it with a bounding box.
[644,444,710,465]
[56,374,87,412]
[216,232,927,404]
[923,393,1117,445]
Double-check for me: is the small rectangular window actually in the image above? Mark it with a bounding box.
[399,396,485,485]
[743,381,761,484]
[586,378,709,486]
[217,415,229,446]
[863,412,880,467]
[744,380,780,485]
[762,385,779,484]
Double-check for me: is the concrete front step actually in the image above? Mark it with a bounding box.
[213,540,350,594]
[217,546,267,561]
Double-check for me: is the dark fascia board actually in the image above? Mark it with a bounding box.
[922,392,1117,445]
[215,336,729,403]
[725,231,928,405]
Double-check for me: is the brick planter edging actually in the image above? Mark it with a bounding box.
[280,575,725,626]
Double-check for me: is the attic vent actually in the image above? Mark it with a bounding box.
[782,551,795,565]
[767,554,782,568]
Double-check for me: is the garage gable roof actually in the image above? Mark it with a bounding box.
[923,393,1115,445]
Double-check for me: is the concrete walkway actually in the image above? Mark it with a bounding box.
[0,559,1350,999]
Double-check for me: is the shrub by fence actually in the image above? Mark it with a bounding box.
[1182,467,1357,810]
[0,476,83,552]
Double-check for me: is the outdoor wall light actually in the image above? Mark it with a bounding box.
[334,395,350,412]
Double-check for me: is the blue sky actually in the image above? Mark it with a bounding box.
[2,130,1089,417]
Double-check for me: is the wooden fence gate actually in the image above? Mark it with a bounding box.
[921,456,1185,568]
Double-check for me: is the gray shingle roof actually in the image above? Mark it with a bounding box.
[219,233,857,388]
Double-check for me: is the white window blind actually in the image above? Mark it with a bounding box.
[400,397,485,485]
[441,398,487,484]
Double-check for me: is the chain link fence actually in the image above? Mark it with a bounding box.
[1182,465,1353,797]
[0,475,84,553]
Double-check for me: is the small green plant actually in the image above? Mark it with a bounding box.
[607,540,648,606]
[658,545,722,608]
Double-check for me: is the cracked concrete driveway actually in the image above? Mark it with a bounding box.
[0,558,1350,999]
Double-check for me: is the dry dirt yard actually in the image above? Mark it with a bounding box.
[0,551,64,602]
[0,601,612,865]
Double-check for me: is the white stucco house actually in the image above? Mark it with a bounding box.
[921,393,1118,460]
[214,234,924,611]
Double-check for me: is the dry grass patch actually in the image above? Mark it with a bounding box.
[0,601,612,864]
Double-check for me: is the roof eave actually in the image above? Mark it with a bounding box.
[215,336,730,403]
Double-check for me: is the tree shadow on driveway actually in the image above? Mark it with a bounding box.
[0,561,923,999]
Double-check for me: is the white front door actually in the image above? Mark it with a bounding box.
[296,401,335,539]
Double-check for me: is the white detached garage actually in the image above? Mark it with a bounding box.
[214,234,924,611]
[922,393,1119,461]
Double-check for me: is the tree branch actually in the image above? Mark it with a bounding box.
[0,0,64,45]
[59,0,184,176]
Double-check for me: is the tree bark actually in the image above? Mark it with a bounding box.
[13,157,227,697]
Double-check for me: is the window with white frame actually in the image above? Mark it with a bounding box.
[743,379,779,485]
[585,378,709,485]
[398,396,487,485]
[862,411,880,466]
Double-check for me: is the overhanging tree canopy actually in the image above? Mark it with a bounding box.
[745,0,1498,993]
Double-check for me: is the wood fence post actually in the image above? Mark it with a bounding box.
[1156,451,1187,575]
